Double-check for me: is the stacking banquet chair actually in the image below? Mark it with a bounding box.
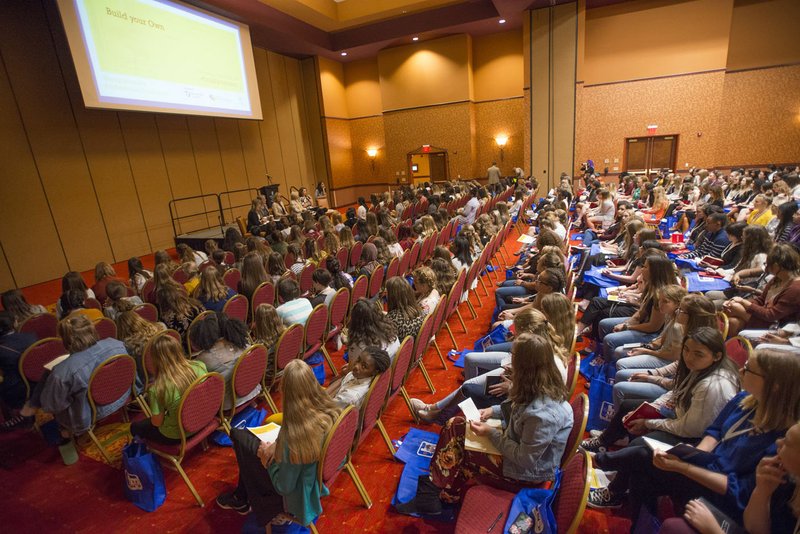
[717,311,730,339]
[171,268,189,285]
[410,308,437,394]
[409,241,421,270]
[223,344,269,428]
[141,279,157,304]
[349,369,394,507]
[93,317,117,340]
[385,256,400,282]
[566,352,581,398]
[299,263,316,295]
[427,298,449,369]
[304,304,337,377]
[315,406,367,524]
[18,337,67,401]
[349,241,363,273]
[251,281,276,317]
[262,323,304,412]
[454,450,591,534]
[368,265,384,300]
[350,275,368,311]
[398,249,411,277]
[85,297,103,310]
[222,268,241,292]
[323,287,350,355]
[378,336,416,436]
[86,354,144,463]
[442,269,468,347]
[143,372,227,507]
[561,393,589,467]
[19,312,58,339]
[336,247,350,272]
[186,310,215,356]
[725,335,753,367]
[133,303,158,323]
[222,294,249,323]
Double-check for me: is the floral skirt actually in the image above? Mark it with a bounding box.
[430,417,515,502]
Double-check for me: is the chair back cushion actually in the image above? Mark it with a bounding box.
[276,324,304,369]
[349,242,363,270]
[390,336,415,395]
[560,393,588,467]
[141,279,157,304]
[223,294,249,322]
[232,345,269,398]
[386,257,399,281]
[223,269,241,291]
[413,313,435,363]
[252,282,276,311]
[19,313,58,339]
[725,336,752,367]
[94,318,118,340]
[180,373,225,435]
[336,247,349,271]
[398,250,411,277]
[300,263,316,294]
[133,303,158,323]
[553,450,590,534]
[320,406,359,487]
[172,269,189,284]
[21,338,67,383]
[368,265,384,298]
[304,304,328,349]
[409,241,421,268]
[328,288,350,331]
[90,354,135,406]
[351,275,368,305]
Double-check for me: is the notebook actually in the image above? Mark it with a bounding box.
[247,422,281,443]
[43,354,70,371]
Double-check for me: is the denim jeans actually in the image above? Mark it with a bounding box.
[598,317,659,362]
[582,229,598,247]
[615,354,672,371]
[495,285,529,308]
[463,351,509,380]
[612,369,668,410]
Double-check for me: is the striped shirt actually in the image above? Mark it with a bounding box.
[276,298,313,326]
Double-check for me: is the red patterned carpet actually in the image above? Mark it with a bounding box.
[1,231,629,534]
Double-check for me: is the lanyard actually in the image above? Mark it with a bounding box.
[721,409,755,443]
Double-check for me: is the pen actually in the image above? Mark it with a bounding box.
[487,511,503,532]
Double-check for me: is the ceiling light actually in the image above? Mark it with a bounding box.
[341,52,347,56]
[499,19,506,24]
[412,36,419,41]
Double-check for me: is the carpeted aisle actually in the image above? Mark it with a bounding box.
[0,229,626,533]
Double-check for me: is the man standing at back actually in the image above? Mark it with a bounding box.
[487,162,501,185]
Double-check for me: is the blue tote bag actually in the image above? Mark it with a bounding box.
[586,363,617,432]
[503,469,561,534]
[211,405,267,447]
[122,440,167,512]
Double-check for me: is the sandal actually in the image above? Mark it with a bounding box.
[0,414,34,432]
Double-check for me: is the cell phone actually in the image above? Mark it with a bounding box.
[485,375,504,395]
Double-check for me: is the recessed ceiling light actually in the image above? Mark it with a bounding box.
[499,19,506,24]
[341,52,347,56]
[412,36,419,41]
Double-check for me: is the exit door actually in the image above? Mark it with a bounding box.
[624,135,678,173]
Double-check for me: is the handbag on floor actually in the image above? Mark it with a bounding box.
[503,469,561,534]
[587,363,616,432]
[122,440,166,512]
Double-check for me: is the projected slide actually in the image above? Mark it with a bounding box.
[58,0,262,119]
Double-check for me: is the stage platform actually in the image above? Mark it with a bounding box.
[174,224,237,250]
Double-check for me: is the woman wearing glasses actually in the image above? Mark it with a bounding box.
[589,347,800,527]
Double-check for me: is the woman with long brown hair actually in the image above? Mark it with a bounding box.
[385,277,424,341]
[397,333,572,514]
[217,360,341,527]
[156,285,204,339]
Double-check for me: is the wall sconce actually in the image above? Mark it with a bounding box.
[495,135,508,162]
[366,148,378,171]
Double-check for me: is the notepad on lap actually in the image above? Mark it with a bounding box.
[465,419,502,455]
[248,422,281,443]
[642,437,717,465]
[622,402,663,427]
[44,354,69,371]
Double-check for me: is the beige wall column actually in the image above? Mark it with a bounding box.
[528,3,578,193]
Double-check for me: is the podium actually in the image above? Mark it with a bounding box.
[259,184,280,202]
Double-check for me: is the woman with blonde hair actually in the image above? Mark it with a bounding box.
[130,334,207,444]
[154,250,180,274]
[365,212,379,238]
[252,303,286,349]
[217,360,341,526]
[116,310,165,374]
[91,261,122,303]
[430,258,457,297]
[338,226,356,250]
[413,266,440,316]
[642,186,670,224]
[194,266,236,312]
[322,231,340,257]
[419,215,436,238]
[540,292,576,359]
[399,333,571,513]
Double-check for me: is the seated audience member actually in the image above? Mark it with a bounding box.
[177,243,207,266]
[56,271,96,319]
[154,249,180,274]
[678,213,730,260]
[34,315,130,436]
[345,299,400,366]
[211,249,230,272]
[130,334,206,444]
[430,258,457,297]
[358,243,381,278]
[156,285,204,339]
[180,262,201,295]
[327,346,390,408]
[591,347,800,526]
[326,257,353,290]
[115,310,165,378]
[1,289,47,329]
[411,308,567,423]
[91,262,123,304]
[308,269,335,307]
[585,328,741,509]
[216,360,341,526]
[723,243,800,336]
[0,311,37,422]
[659,420,800,534]
[127,257,153,296]
[61,289,104,322]
[190,312,259,410]
[239,252,269,304]
[413,266,440,316]
[746,194,775,227]
[276,279,312,326]
[385,277,425,341]
[194,266,237,313]
[704,225,773,309]
[267,252,290,285]
[397,333,572,514]
[252,303,286,381]
[103,280,143,321]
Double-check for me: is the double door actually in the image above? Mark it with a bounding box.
[624,135,678,173]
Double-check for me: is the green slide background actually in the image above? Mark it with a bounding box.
[85,0,244,91]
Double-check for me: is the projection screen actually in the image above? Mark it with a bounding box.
[57,0,263,119]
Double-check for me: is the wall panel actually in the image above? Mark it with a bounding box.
[187,116,228,230]
[474,98,525,175]
[254,49,289,199]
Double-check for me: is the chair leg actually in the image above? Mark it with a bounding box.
[400,386,420,424]
[478,276,489,296]
[418,361,436,394]
[309,524,319,534]
[455,308,468,333]
[431,338,447,369]
[345,460,372,509]
[376,418,396,456]
[172,457,204,507]
[136,395,152,417]
[470,288,483,307]
[321,346,340,378]
[262,390,279,414]
[445,322,458,348]
[87,429,113,465]
[466,299,477,319]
